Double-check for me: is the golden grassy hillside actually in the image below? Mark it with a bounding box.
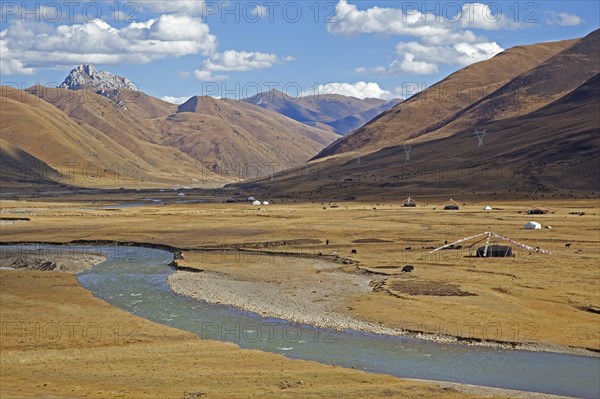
[240,34,599,199]
[172,96,339,178]
[413,29,600,143]
[3,86,339,187]
[21,86,229,186]
[0,87,184,187]
[317,38,577,158]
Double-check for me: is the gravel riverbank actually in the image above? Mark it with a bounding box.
[167,257,598,358]
[0,249,107,274]
[168,265,588,399]
[168,264,398,335]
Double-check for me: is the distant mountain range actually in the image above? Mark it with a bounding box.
[1,65,339,187]
[242,90,401,135]
[0,64,402,188]
[2,30,598,196]
[236,29,600,199]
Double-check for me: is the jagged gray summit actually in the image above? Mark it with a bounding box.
[59,64,137,91]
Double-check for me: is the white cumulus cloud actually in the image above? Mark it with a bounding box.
[0,15,217,75]
[358,40,503,76]
[546,11,583,26]
[392,54,439,74]
[193,69,228,81]
[328,1,521,37]
[459,3,521,30]
[331,1,512,76]
[1,1,296,81]
[161,96,192,105]
[302,81,395,100]
[0,31,35,74]
[396,41,504,66]
[251,5,268,17]
[202,50,290,72]
[192,49,292,80]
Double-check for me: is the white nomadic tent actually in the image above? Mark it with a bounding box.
[252,200,261,206]
[262,201,270,206]
[483,205,492,210]
[524,221,542,230]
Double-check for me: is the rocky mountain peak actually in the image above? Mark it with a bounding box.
[59,64,137,91]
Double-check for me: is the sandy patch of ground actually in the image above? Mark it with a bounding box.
[0,249,106,274]
[385,279,477,297]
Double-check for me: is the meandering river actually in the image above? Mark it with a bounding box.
[4,245,599,398]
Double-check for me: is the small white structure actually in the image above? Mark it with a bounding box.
[524,221,541,230]
[262,201,270,206]
[484,205,492,211]
[177,192,186,197]
[248,196,256,201]
[252,200,261,206]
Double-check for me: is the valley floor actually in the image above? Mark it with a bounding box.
[1,197,598,397]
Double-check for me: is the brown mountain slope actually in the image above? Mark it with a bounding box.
[411,29,600,143]
[178,95,338,147]
[26,87,177,163]
[242,89,398,134]
[15,86,338,186]
[101,88,177,119]
[21,86,220,186]
[0,87,195,187]
[236,73,600,199]
[169,96,339,179]
[0,140,59,185]
[316,38,577,159]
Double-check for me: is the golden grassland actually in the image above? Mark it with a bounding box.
[1,198,598,350]
[1,270,483,399]
[0,198,598,398]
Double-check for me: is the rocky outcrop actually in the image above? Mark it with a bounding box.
[1,250,107,274]
[59,64,137,91]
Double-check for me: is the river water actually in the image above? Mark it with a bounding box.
[3,245,599,398]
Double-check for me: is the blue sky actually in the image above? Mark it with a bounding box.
[1,1,598,102]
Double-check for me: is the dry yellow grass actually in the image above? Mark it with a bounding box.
[1,198,598,353]
[2,270,493,399]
